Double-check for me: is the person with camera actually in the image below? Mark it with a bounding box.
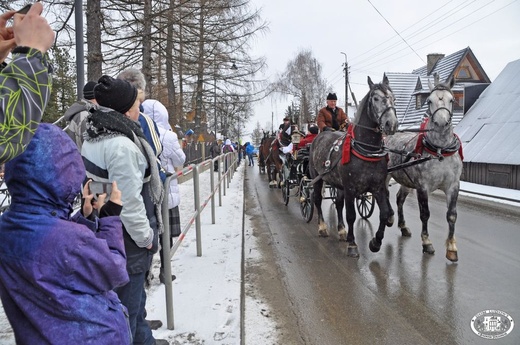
[0,2,55,164]
[0,123,131,344]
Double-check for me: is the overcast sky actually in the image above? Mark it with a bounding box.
[244,0,520,139]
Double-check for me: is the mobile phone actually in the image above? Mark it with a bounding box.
[89,181,113,198]
[16,4,32,14]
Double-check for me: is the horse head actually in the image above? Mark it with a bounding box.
[427,75,455,130]
[365,75,398,135]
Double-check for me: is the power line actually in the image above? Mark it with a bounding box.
[366,0,425,64]
[352,0,488,71]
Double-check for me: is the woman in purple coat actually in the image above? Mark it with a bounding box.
[0,123,131,344]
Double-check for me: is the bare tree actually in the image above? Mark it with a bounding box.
[271,49,330,127]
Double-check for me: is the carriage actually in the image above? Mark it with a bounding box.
[278,131,376,222]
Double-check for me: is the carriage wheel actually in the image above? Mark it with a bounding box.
[299,178,314,222]
[282,180,291,206]
[356,192,375,219]
[282,174,290,205]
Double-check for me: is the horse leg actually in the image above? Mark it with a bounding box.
[396,186,412,237]
[314,179,329,237]
[417,188,435,255]
[369,188,391,253]
[268,164,277,188]
[445,187,459,262]
[385,176,395,227]
[335,190,347,241]
[344,196,359,258]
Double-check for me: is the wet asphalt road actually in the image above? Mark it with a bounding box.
[244,166,520,345]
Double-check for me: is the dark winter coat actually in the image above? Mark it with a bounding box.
[0,124,131,344]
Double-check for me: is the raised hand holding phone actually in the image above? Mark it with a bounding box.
[12,1,54,54]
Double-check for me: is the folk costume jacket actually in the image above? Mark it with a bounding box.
[0,124,131,345]
[0,48,52,164]
[317,106,348,132]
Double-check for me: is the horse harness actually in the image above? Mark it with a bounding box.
[310,124,387,185]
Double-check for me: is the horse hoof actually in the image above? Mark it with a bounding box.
[318,229,329,238]
[422,244,435,254]
[400,227,412,237]
[386,215,394,227]
[338,229,347,242]
[446,250,458,262]
[347,245,360,258]
[369,238,381,253]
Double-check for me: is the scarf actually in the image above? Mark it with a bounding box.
[85,106,164,232]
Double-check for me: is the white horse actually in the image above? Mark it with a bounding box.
[386,75,463,262]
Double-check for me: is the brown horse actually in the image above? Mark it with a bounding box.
[259,133,282,187]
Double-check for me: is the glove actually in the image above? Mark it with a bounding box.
[322,126,331,132]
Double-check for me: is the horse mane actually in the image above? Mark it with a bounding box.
[353,92,369,125]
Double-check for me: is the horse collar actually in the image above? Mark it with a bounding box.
[415,118,463,160]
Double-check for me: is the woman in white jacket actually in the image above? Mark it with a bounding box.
[142,99,186,283]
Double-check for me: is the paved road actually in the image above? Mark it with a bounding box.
[244,166,520,345]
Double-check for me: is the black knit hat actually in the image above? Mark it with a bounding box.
[82,81,97,100]
[326,93,337,100]
[94,75,138,114]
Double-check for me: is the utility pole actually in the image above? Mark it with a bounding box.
[75,0,84,100]
[340,52,348,117]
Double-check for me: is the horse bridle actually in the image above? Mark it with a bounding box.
[359,88,396,133]
[426,85,454,126]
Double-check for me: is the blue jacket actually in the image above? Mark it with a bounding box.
[246,144,255,155]
[0,124,131,344]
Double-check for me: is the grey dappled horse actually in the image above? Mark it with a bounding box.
[385,76,463,262]
[308,76,398,258]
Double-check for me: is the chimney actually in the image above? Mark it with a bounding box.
[427,53,445,75]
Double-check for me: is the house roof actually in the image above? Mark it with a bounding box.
[386,47,490,129]
[454,59,520,165]
[413,47,468,81]
[384,72,418,125]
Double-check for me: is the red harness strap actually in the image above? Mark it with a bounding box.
[414,118,464,160]
[341,125,386,165]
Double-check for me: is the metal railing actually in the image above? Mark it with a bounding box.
[160,152,238,329]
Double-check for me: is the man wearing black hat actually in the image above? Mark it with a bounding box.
[278,117,292,146]
[317,93,349,132]
[63,81,99,151]
[81,75,169,345]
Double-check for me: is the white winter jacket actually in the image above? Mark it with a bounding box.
[142,100,186,208]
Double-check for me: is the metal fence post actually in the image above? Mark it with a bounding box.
[193,164,202,257]
[210,159,216,224]
[218,156,222,206]
[161,173,175,330]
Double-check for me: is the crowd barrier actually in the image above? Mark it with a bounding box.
[160,151,238,329]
